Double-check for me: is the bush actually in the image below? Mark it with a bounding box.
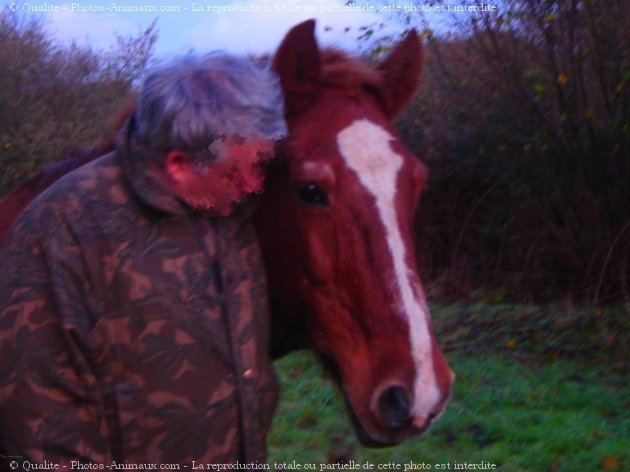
[0,12,156,195]
[399,0,629,303]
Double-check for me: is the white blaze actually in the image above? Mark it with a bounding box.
[336,119,441,423]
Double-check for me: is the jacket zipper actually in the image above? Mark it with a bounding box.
[193,217,248,461]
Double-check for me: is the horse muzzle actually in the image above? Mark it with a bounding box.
[346,376,453,447]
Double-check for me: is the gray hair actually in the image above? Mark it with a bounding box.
[132,52,287,156]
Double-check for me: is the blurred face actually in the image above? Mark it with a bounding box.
[163,135,275,216]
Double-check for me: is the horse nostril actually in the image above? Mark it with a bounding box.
[377,385,412,431]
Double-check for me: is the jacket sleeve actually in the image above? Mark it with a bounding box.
[0,208,111,465]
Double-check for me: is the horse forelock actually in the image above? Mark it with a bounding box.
[319,49,383,93]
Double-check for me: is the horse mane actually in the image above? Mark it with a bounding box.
[0,140,114,241]
[0,102,135,242]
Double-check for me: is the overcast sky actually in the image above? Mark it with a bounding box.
[4,0,430,58]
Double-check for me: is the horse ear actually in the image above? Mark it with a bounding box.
[273,19,321,120]
[378,30,423,116]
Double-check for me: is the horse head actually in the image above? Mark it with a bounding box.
[256,20,454,447]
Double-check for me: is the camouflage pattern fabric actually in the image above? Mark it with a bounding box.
[0,146,278,466]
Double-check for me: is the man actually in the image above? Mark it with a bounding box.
[0,53,287,465]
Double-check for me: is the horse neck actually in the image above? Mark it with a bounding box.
[255,157,312,358]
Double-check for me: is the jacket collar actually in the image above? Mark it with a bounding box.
[116,143,260,222]
[117,143,189,217]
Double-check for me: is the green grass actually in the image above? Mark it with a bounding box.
[267,304,630,471]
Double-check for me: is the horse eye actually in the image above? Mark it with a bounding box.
[297,183,329,205]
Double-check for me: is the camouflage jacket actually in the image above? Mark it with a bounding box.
[0,145,278,466]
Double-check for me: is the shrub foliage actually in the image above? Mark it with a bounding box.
[0,12,156,195]
[402,0,629,303]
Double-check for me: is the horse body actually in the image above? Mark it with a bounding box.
[0,20,452,448]
[0,145,110,239]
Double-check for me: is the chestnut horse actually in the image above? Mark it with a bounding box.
[0,20,452,447]
[261,20,453,446]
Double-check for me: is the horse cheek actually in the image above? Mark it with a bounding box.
[298,220,342,353]
[302,223,337,286]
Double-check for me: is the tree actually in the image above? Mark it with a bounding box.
[0,12,157,194]
[394,0,629,302]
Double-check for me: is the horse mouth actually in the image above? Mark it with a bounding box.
[347,405,402,448]
[343,391,429,448]
[318,354,426,447]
